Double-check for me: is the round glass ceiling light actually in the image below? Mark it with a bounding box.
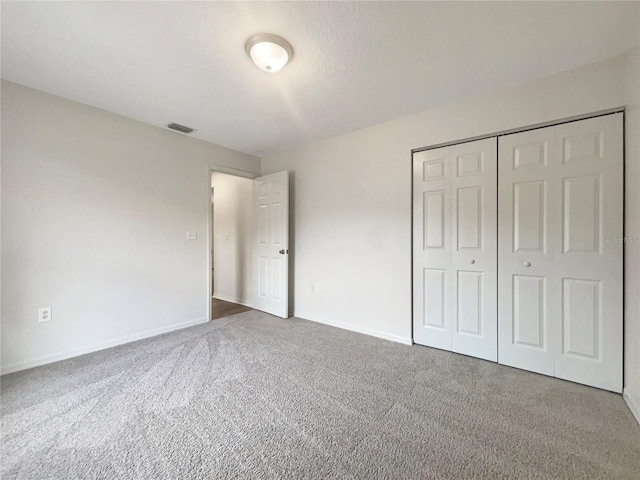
[245,33,293,73]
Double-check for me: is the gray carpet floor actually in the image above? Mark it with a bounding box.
[1,310,639,479]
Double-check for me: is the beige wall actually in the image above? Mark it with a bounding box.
[2,48,638,422]
[624,46,640,422]
[1,80,260,373]
[211,172,253,306]
[262,50,639,420]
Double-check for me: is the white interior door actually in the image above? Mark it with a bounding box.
[498,127,556,376]
[498,114,623,392]
[413,138,498,361]
[253,171,289,318]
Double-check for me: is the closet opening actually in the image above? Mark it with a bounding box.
[411,109,624,392]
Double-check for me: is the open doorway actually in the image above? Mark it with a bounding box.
[210,171,254,320]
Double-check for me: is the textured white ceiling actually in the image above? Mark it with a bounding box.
[2,2,639,156]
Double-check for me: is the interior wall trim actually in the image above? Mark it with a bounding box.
[0,317,208,376]
[296,311,413,346]
[623,389,640,426]
[212,293,253,308]
[412,107,625,154]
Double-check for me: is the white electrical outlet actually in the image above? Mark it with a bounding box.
[186,231,197,241]
[311,284,316,294]
[38,307,52,323]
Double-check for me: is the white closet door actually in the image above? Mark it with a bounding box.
[413,138,497,360]
[551,114,623,392]
[450,139,498,361]
[498,114,623,392]
[498,127,555,376]
[413,145,453,350]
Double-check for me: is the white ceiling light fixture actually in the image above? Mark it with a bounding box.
[245,33,293,73]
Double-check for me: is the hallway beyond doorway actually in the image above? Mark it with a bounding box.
[211,297,252,320]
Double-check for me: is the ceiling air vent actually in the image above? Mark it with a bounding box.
[167,122,194,134]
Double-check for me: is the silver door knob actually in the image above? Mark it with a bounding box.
[279,249,285,254]
[524,261,531,267]
[469,259,475,264]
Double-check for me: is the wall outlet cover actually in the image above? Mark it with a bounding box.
[186,231,197,241]
[38,307,52,323]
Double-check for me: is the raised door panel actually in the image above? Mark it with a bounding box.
[271,257,283,301]
[457,152,484,177]
[514,141,548,170]
[258,201,269,245]
[423,157,446,181]
[562,175,602,254]
[561,278,601,360]
[512,275,547,350]
[456,271,482,336]
[456,186,483,251]
[257,187,270,301]
[562,131,604,164]
[424,191,446,249]
[271,202,283,246]
[513,180,547,253]
[423,269,447,329]
[258,256,268,298]
[498,127,555,376]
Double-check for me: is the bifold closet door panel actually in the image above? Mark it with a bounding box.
[413,145,453,351]
[413,138,498,361]
[551,114,623,392]
[450,139,498,362]
[498,127,556,376]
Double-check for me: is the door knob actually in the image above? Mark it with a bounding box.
[469,259,475,264]
[279,249,285,254]
[524,261,531,267]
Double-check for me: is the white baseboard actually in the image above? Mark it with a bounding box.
[295,311,413,346]
[623,388,640,426]
[1,317,208,376]
[212,293,252,308]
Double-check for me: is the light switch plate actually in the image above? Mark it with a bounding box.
[186,231,197,241]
